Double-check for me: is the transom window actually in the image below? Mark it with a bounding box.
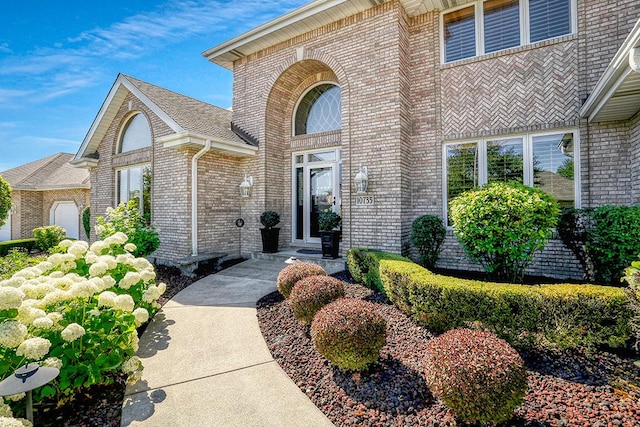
[119,113,152,153]
[116,164,152,224]
[444,131,578,223]
[442,0,574,63]
[294,83,341,136]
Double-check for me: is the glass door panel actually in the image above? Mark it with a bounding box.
[309,166,333,239]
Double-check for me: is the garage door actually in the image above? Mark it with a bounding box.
[51,202,79,239]
[0,213,10,241]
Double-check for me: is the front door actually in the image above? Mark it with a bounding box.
[293,149,341,244]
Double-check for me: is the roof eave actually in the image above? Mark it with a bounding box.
[13,184,91,191]
[158,131,258,157]
[70,158,99,169]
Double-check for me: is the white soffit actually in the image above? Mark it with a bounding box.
[203,0,473,70]
[580,19,640,123]
[158,132,258,157]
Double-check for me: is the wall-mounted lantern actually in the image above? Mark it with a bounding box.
[354,166,368,194]
[239,174,253,198]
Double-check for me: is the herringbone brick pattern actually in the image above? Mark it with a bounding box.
[441,39,579,138]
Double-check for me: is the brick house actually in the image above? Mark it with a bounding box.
[74,0,640,279]
[0,153,90,241]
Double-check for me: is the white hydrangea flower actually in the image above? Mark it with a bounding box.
[140,269,156,283]
[133,259,152,271]
[47,312,63,325]
[116,254,133,265]
[94,224,106,235]
[57,239,74,249]
[88,309,101,317]
[68,243,88,259]
[16,337,51,360]
[69,281,98,299]
[32,317,54,330]
[42,357,63,370]
[47,253,65,266]
[35,283,55,298]
[158,282,167,295]
[98,255,117,270]
[0,401,12,417]
[0,287,24,310]
[49,271,65,279]
[60,323,85,342]
[119,272,141,290]
[124,243,137,253]
[102,275,116,289]
[128,331,139,353]
[4,277,27,288]
[16,307,46,325]
[0,321,28,348]
[59,261,76,273]
[42,289,70,306]
[98,291,117,308]
[103,235,119,246]
[122,356,142,374]
[114,294,135,312]
[5,392,25,402]
[84,252,98,264]
[142,286,160,304]
[133,308,149,326]
[88,262,108,277]
[35,261,54,274]
[52,277,73,291]
[114,232,129,244]
[89,240,108,254]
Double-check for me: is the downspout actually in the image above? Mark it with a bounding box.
[191,140,212,256]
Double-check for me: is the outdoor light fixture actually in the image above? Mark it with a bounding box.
[284,256,299,264]
[239,173,253,198]
[354,166,368,194]
[0,363,60,423]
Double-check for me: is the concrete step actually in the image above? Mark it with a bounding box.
[251,249,347,274]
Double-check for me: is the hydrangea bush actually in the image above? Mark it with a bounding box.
[288,276,345,324]
[276,262,326,298]
[0,233,165,410]
[0,400,31,427]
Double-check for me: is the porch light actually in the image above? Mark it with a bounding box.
[239,174,253,198]
[354,166,368,194]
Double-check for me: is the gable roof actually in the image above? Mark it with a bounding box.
[1,153,90,191]
[580,18,640,123]
[73,74,257,167]
[203,0,474,70]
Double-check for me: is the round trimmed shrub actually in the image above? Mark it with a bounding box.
[311,298,386,371]
[276,262,326,298]
[289,276,345,324]
[423,328,527,425]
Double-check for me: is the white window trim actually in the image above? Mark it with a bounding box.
[442,129,581,224]
[440,0,577,64]
[114,163,152,213]
[291,81,341,137]
[117,111,152,153]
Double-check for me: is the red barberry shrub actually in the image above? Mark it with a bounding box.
[311,298,386,371]
[423,328,528,425]
[289,276,345,324]
[276,262,326,298]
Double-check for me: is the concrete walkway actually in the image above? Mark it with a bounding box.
[121,258,339,427]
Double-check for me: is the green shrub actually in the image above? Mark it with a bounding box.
[318,210,341,231]
[449,181,559,283]
[0,249,45,279]
[289,276,345,324]
[311,298,386,371]
[623,256,640,350]
[33,225,66,252]
[260,211,280,229]
[410,215,446,269]
[0,175,11,228]
[276,262,326,298]
[346,248,412,293]
[81,205,91,238]
[96,200,160,257]
[379,259,631,349]
[0,239,37,257]
[423,328,527,425]
[556,207,594,281]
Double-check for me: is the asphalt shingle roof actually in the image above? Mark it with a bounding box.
[1,153,90,190]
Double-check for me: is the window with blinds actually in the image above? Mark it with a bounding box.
[484,0,520,53]
[446,143,479,219]
[443,6,476,62]
[486,138,524,184]
[529,0,571,43]
[532,133,574,207]
[442,0,573,63]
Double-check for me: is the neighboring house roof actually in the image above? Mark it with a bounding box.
[203,0,474,70]
[1,153,90,191]
[73,74,257,168]
[580,18,640,122]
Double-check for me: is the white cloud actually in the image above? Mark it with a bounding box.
[0,43,11,54]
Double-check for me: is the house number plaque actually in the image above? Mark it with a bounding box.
[355,196,374,206]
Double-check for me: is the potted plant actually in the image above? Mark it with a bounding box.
[260,211,280,253]
[318,210,341,259]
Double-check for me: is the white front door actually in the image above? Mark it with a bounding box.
[293,149,341,244]
[50,202,79,239]
[0,213,10,241]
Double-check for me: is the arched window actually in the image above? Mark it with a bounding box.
[119,113,152,153]
[294,83,341,135]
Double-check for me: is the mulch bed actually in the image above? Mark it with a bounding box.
[256,273,640,426]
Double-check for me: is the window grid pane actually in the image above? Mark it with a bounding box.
[532,133,574,207]
[484,0,520,53]
[295,84,341,135]
[444,6,476,62]
[529,0,571,42]
[447,142,479,202]
[486,138,524,184]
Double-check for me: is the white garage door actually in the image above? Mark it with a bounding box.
[51,202,79,239]
[0,213,10,241]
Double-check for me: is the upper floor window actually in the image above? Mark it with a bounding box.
[119,113,152,153]
[442,0,574,63]
[294,83,341,136]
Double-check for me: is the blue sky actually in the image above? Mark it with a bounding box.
[0,0,307,171]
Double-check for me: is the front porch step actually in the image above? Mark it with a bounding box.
[171,251,230,277]
[251,249,346,274]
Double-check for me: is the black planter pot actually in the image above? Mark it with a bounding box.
[320,230,341,259]
[260,228,280,253]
